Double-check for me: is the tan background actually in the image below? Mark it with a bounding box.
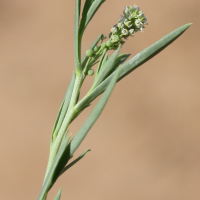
[0,0,200,199]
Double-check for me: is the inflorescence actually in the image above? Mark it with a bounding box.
[86,5,147,57]
[109,5,147,49]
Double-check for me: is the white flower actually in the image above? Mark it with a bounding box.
[137,10,144,16]
[120,14,125,19]
[129,29,135,36]
[118,18,123,23]
[111,27,118,34]
[124,20,133,28]
[133,5,139,11]
[124,6,129,14]
[117,22,124,28]
[109,4,147,45]
[143,17,147,24]
[122,28,129,35]
[135,19,141,27]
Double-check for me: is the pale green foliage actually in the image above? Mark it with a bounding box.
[37,1,191,199]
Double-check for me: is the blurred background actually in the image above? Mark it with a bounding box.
[0,0,200,199]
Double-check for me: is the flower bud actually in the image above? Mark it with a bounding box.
[87,69,94,76]
[111,35,120,43]
[94,46,100,52]
[86,49,95,57]
[101,42,107,49]
[106,41,114,47]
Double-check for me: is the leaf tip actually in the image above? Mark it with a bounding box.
[184,23,193,29]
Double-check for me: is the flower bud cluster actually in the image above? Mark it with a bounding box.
[109,5,147,49]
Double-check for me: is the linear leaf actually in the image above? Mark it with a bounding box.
[60,149,91,176]
[75,23,192,111]
[74,0,81,72]
[52,73,76,140]
[88,45,121,93]
[80,0,94,32]
[101,54,108,69]
[80,0,106,36]
[81,0,94,17]
[95,49,107,78]
[109,53,130,75]
[69,66,121,156]
[38,135,71,200]
[53,188,62,200]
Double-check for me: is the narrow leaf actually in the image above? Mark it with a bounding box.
[60,130,69,150]
[74,0,81,72]
[80,0,106,36]
[38,135,71,200]
[75,23,192,110]
[101,54,108,69]
[80,0,94,32]
[53,188,62,200]
[81,0,94,18]
[95,49,107,77]
[109,53,130,75]
[69,66,121,156]
[60,149,91,176]
[52,73,76,140]
[89,45,121,93]
[119,23,192,81]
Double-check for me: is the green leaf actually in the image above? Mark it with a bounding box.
[81,0,94,30]
[53,188,62,200]
[109,53,130,75]
[60,149,91,176]
[81,34,103,69]
[60,130,69,150]
[74,0,81,72]
[118,23,192,81]
[81,0,94,17]
[88,45,121,93]
[52,73,76,142]
[69,66,121,156]
[75,23,192,111]
[101,54,108,69]
[80,0,106,36]
[95,49,107,78]
[38,135,72,200]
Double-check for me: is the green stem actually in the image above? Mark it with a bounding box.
[83,57,92,75]
[43,47,108,184]
[43,73,83,182]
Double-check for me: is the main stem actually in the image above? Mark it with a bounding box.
[44,72,83,181]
